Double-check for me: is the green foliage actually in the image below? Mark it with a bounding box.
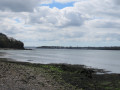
[0,33,24,49]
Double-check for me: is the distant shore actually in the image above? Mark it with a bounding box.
[0,58,120,90]
[37,46,120,50]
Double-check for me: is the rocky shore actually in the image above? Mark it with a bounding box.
[0,58,120,90]
[0,58,67,90]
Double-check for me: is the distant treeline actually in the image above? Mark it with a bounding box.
[37,46,120,50]
[0,33,24,49]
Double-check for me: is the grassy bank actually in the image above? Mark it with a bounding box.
[0,58,120,90]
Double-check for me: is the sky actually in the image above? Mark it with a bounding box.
[0,0,120,47]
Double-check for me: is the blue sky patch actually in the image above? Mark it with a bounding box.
[14,18,21,23]
[41,2,75,9]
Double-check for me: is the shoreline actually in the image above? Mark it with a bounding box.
[0,58,109,73]
[0,58,120,90]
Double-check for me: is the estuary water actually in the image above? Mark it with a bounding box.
[0,49,120,73]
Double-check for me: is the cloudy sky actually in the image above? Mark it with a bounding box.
[0,0,120,46]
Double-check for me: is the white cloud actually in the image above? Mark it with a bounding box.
[54,0,89,3]
[28,6,86,28]
[55,0,78,3]
[0,0,120,46]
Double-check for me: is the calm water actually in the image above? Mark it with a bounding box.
[0,49,120,73]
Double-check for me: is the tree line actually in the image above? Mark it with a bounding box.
[37,46,120,50]
[0,33,24,49]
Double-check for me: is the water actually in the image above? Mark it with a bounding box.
[0,49,120,73]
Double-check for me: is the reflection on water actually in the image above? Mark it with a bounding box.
[0,49,120,73]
